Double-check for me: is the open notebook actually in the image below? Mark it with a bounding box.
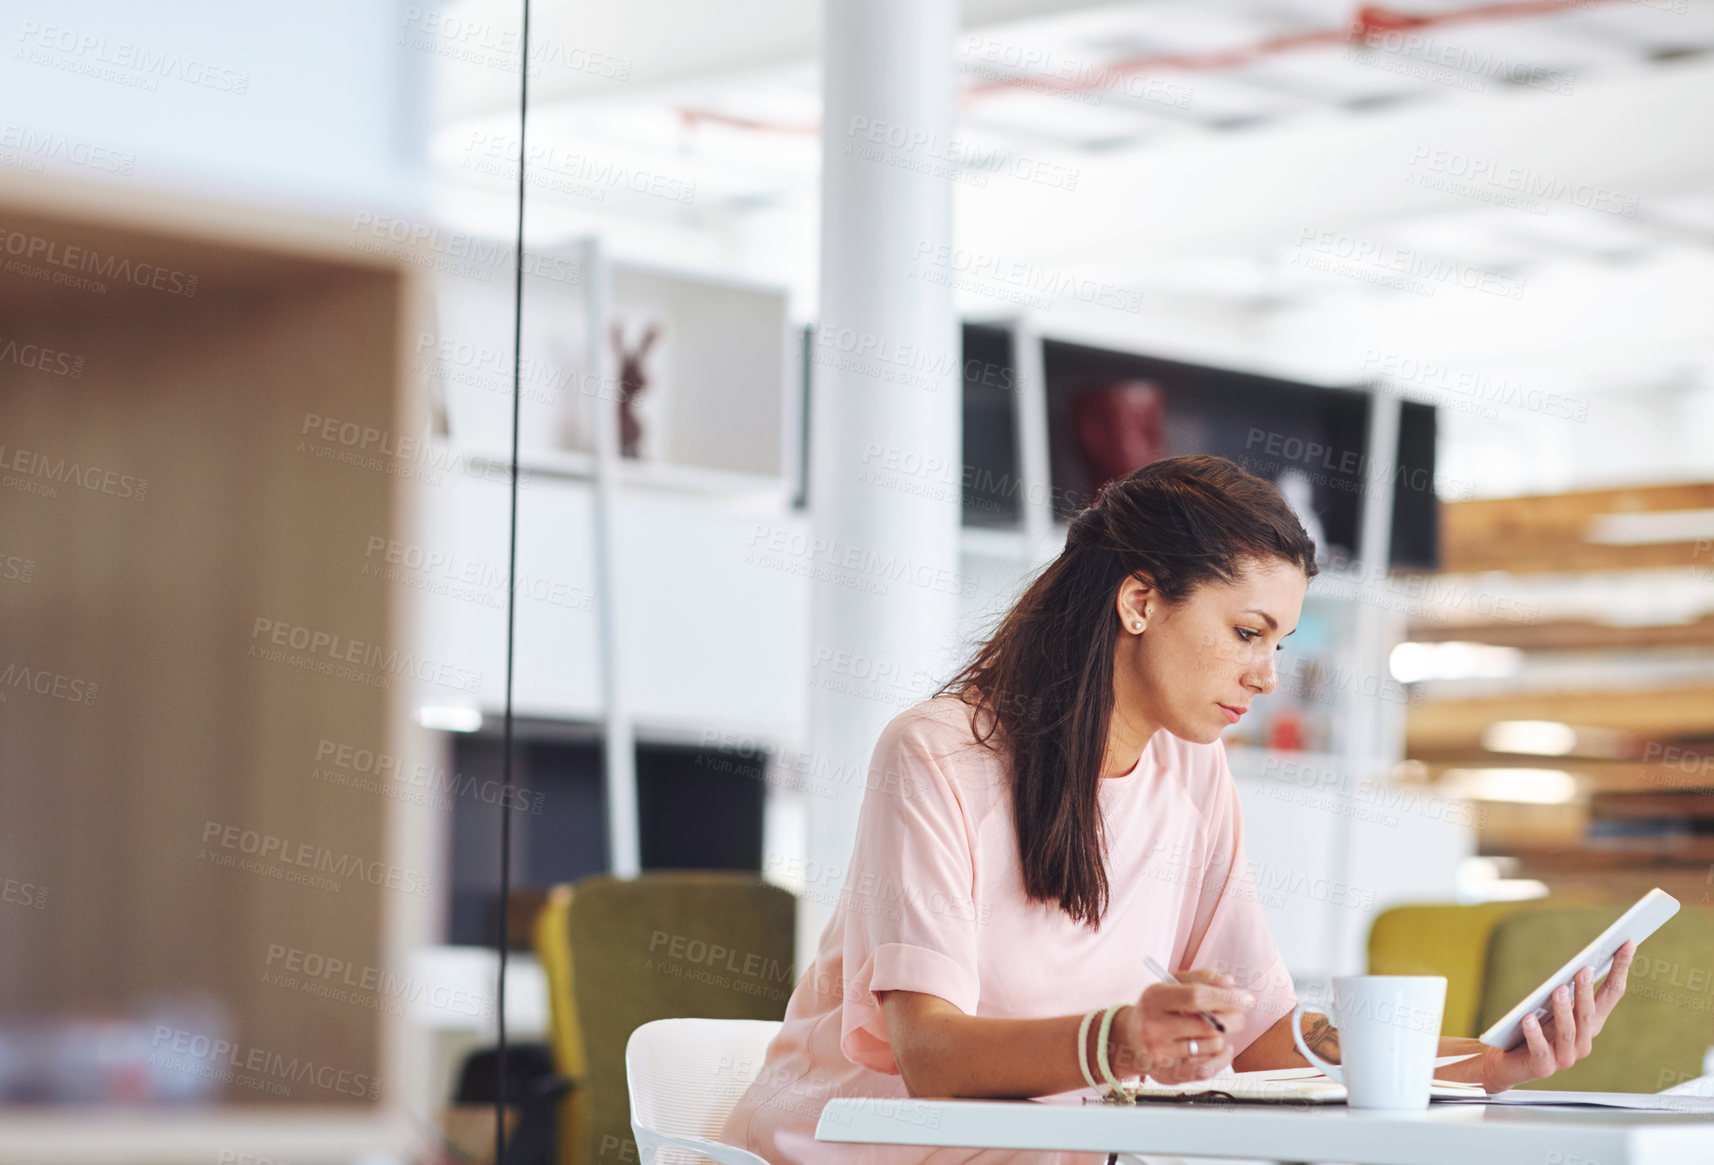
[1109,1065,1714,1111]
[1117,1065,1488,1105]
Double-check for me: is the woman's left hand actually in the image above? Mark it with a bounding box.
[1472,939,1636,1094]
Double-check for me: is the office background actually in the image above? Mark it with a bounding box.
[3,0,1714,1162]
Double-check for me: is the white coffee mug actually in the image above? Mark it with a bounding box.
[1291,975,1447,1109]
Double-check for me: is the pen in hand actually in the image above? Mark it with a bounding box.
[1142,954,1227,1033]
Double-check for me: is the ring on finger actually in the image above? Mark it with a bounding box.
[1187,1038,1199,1058]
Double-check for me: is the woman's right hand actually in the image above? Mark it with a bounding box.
[1109,970,1256,1084]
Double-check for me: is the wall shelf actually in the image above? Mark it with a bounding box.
[426,244,798,491]
[453,440,795,501]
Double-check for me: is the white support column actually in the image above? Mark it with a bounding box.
[1328,389,1402,973]
[588,237,642,878]
[801,0,963,963]
[1010,319,1055,545]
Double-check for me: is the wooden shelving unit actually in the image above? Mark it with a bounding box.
[1403,481,1714,899]
[1408,686,1714,755]
[412,239,801,878]
[0,169,436,1160]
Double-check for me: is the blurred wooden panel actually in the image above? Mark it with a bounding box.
[1502,842,1714,867]
[1507,866,1714,917]
[1443,482,1714,574]
[1472,801,1589,850]
[1408,686,1714,754]
[1420,761,1714,795]
[0,191,418,1108]
[1407,613,1714,651]
[0,165,405,311]
[1590,791,1714,821]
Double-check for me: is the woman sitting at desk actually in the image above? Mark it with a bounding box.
[722,454,1633,1165]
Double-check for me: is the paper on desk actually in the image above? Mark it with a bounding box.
[1434,1088,1714,1112]
[1121,1055,1714,1110]
[1658,1075,1714,1098]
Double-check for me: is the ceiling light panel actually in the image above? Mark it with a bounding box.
[1072,3,1284,58]
[1551,2,1714,54]
[958,88,1173,150]
[1383,209,1549,270]
[963,3,1304,126]
[1223,43,1451,105]
[1346,16,1629,86]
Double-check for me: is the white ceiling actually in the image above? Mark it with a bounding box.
[424,0,1714,496]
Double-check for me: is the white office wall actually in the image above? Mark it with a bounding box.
[408,471,816,738]
[612,491,812,742]
[1,0,422,210]
[407,470,603,718]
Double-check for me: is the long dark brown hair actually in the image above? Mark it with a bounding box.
[934,454,1319,928]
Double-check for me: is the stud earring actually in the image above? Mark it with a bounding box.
[1132,621,1142,632]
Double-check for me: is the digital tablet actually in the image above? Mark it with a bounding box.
[1478,887,1679,1051]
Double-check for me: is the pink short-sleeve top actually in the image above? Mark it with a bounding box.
[720,695,1297,1165]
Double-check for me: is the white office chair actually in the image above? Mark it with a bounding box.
[626,1018,783,1165]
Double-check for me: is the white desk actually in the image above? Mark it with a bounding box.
[816,1095,1714,1165]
